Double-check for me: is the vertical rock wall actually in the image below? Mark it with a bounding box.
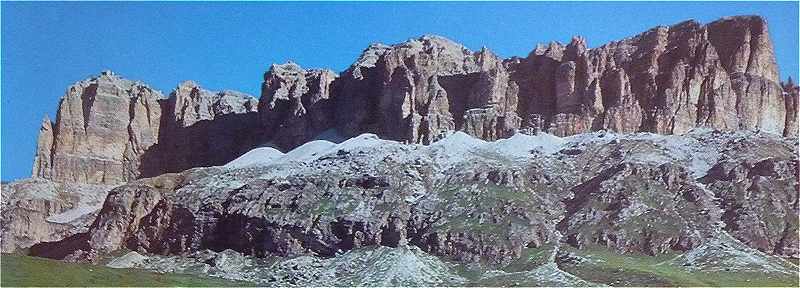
[31,15,798,185]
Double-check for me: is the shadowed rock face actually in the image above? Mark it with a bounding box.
[171,80,258,128]
[31,15,796,186]
[147,81,261,176]
[258,63,337,149]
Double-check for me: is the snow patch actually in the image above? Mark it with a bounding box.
[46,203,101,224]
[279,140,337,163]
[224,147,284,169]
[563,130,620,146]
[336,133,394,152]
[44,183,111,225]
[425,131,487,166]
[564,131,721,178]
[484,132,566,157]
[427,131,566,166]
[626,133,720,178]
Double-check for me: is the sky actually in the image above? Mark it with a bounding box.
[2,2,798,182]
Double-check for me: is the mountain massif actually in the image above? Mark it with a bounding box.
[29,15,799,186]
[2,15,799,286]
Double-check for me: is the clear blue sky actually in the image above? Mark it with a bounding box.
[2,2,798,182]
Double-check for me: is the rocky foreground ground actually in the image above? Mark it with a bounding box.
[5,129,798,286]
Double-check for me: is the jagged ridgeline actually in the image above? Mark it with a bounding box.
[30,15,799,185]
[3,15,798,286]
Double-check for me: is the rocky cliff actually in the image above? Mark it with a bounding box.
[32,75,260,185]
[32,71,163,185]
[150,81,261,175]
[782,78,799,138]
[29,130,799,268]
[288,15,795,146]
[31,15,797,184]
[259,63,337,149]
[0,179,112,253]
[332,37,521,144]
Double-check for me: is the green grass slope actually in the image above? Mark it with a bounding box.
[0,254,253,287]
[559,246,799,287]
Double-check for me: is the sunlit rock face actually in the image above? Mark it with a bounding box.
[33,71,163,185]
[333,36,519,144]
[509,16,787,137]
[31,15,795,187]
[31,74,261,184]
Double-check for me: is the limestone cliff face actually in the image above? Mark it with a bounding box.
[150,81,260,175]
[334,36,519,144]
[32,75,260,184]
[782,79,799,138]
[171,80,258,128]
[31,15,797,185]
[511,16,787,136]
[32,117,55,179]
[258,63,337,149]
[268,15,792,147]
[33,71,163,185]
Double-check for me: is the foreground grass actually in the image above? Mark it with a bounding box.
[559,246,799,287]
[0,254,253,287]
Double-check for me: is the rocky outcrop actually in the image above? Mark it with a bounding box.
[782,78,799,138]
[30,130,798,265]
[31,75,262,183]
[0,178,112,253]
[259,63,337,149]
[707,16,785,133]
[33,71,163,185]
[701,137,800,259]
[511,16,787,137]
[334,36,520,144]
[148,81,261,175]
[557,162,718,255]
[32,116,55,179]
[171,80,258,127]
[710,158,799,258]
